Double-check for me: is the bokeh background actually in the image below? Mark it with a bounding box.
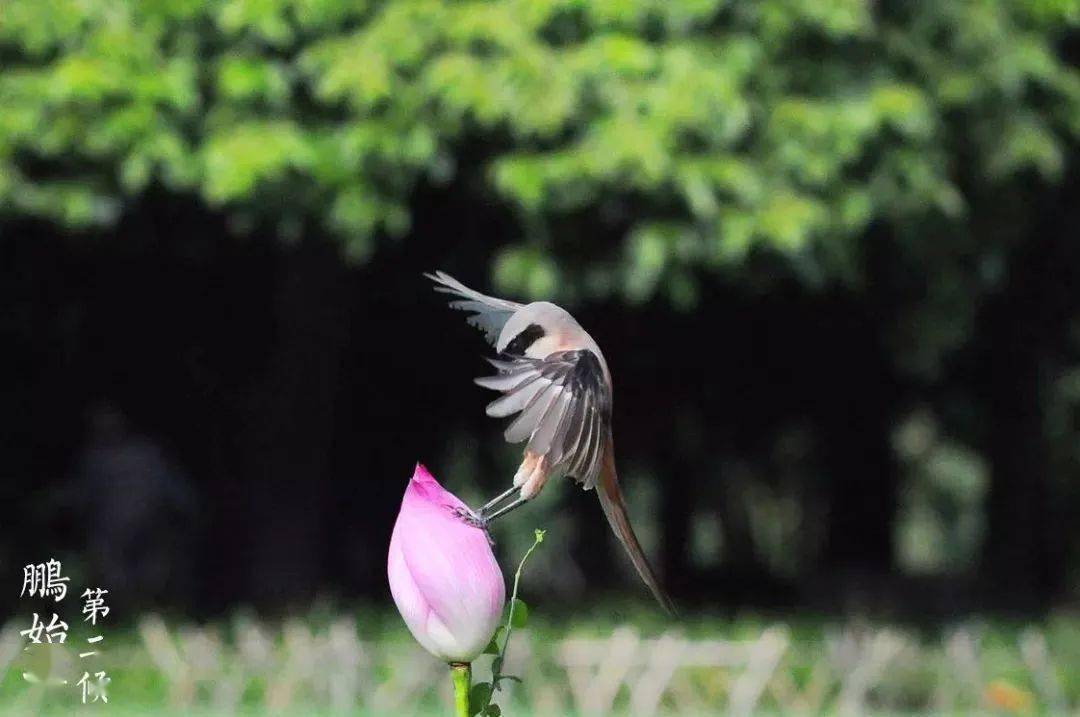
[2,0,1079,714]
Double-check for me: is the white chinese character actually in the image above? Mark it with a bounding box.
[80,635,104,659]
[20,564,38,597]
[81,588,110,625]
[77,671,110,704]
[20,559,69,602]
[20,613,68,644]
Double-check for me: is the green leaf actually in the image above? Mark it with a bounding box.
[510,598,529,628]
[469,682,492,716]
[483,626,505,655]
[533,529,545,543]
[484,705,502,717]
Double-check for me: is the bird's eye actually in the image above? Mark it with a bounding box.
[503,323,545,356]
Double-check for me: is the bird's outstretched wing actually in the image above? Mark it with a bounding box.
[476,349,611,489]
[425,270,523,345]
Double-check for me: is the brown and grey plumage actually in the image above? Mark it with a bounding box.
[426,270,675,613]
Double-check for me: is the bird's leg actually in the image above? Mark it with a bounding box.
[486,455,550,524]
[463,483,526,529]
[483,495,529,523]
[519,455,549,500]
[512,451,539,487]
[456,486,520,529]
[476,485,519,518]
[462,452,551,527]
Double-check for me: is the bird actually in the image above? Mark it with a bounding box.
[425,270,675,613]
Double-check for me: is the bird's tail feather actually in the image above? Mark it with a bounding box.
[597,440,676,614]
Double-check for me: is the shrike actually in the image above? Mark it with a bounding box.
[426,270,674,612]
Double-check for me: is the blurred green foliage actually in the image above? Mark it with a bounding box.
[3,613,1079,715]
[1,0,1076,300]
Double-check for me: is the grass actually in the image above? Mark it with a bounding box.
[1,610,1078,715]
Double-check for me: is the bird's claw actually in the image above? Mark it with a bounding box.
[452,506,491,535]
[454,507,496,547]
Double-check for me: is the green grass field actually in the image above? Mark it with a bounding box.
[2,610,1078,715]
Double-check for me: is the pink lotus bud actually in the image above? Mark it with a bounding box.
[388,464,505,662]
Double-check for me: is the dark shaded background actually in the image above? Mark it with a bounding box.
[5,161,1079,620]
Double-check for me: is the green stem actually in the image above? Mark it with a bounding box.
[476,529,546,716]
[451,662,472,717]
[500,534,543,658]
[490,529,545,697]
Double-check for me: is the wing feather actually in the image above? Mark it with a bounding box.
[569,394,598,480]
[485,374,548,418]
[505,380,560,444]
[474,367,538,392]
[425,271,522,345]
[475,348,611,486]
[529,385,573,457]
[550,389,586,466]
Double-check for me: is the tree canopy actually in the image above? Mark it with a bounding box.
[2,0,1076,304]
